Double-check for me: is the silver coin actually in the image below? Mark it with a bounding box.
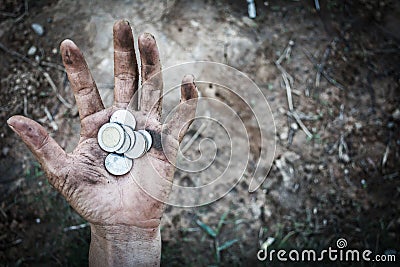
[98,122,125,152]
[124,131,147,159]
[122,125,136,151]
[115,131,131,154]
[110,110,136,130]
[138,130,152,151]
[105,153,133,176]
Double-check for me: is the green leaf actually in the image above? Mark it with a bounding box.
[196,219,216,238]
[218,239,238,251]
[278,231,296,248]
[216,210,229,234]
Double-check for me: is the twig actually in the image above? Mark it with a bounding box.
[0,41,33,66]
[23,96,28,116]
[43,72,73,108]
[281,73,294,111]
[339,104,345,121]
[275,62,294,87]
[276,39,294,65]
[44,106,58,131]
[383,172,398,180]
[288,111,313,139]
[338,134,350,163]
[316,43,332,88]
[293,111,320,121]
[15,0,29,22]
[274,41,313,139]
[0,239,22,249]
[0,207,7,219]
[41,61,65,72]
[314,0,320,11]
[303,48,345,90]
[0,11,18,17]
[366,71,376,114]
[275,39,295,86]
[180,120,209,154]
[382,144,390,168]
[63,223,89,232]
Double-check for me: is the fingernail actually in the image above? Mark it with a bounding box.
[140,32,155,43]
[7,116,16,127]
[182,74,195,83]
[7,116,20,134]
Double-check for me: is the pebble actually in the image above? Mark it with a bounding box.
[27,46,37,56]
[2,146,9,156]
[279,129,288,140]
[392,109,400,120]
[31,23,44,36]
[278,107,286,114]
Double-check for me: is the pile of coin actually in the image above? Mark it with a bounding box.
[97,110,152,175]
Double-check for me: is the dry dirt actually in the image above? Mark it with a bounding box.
[0,0,399,266]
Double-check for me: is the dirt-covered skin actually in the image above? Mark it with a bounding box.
[7,19,198,266]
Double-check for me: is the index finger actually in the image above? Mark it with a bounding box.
[61,40,104,120]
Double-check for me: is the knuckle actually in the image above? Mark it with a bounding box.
[115,72,135,81]
[76,86,95,96]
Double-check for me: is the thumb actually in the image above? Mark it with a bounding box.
[7,115,68,182]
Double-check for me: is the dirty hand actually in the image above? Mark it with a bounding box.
[7,20,197,266]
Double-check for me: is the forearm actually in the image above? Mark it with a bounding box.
[89,224,161,267]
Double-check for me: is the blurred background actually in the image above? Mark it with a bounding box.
[0,0,399,266]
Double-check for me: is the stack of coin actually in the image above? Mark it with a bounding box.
[97,110,152,175]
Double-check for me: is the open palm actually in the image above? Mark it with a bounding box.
[7,20,197,230]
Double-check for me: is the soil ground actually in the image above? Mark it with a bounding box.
[0,0,399,266]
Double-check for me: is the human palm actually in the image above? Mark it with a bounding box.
[8,20,197,230]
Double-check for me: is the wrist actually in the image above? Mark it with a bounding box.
[89,224,161,267]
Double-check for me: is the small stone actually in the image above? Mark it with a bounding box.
[279,127,288,140]
[392,109,400,120]
[290,122,298,130]
[190,20,200,28]
[2,146,9,156]
[278,107,286,114]
[31,23,44,36]
[341,154,350,163]
[305,164,315,172]
[242,16,257,27]
[283,151,300,162]
[27,46,37,56]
